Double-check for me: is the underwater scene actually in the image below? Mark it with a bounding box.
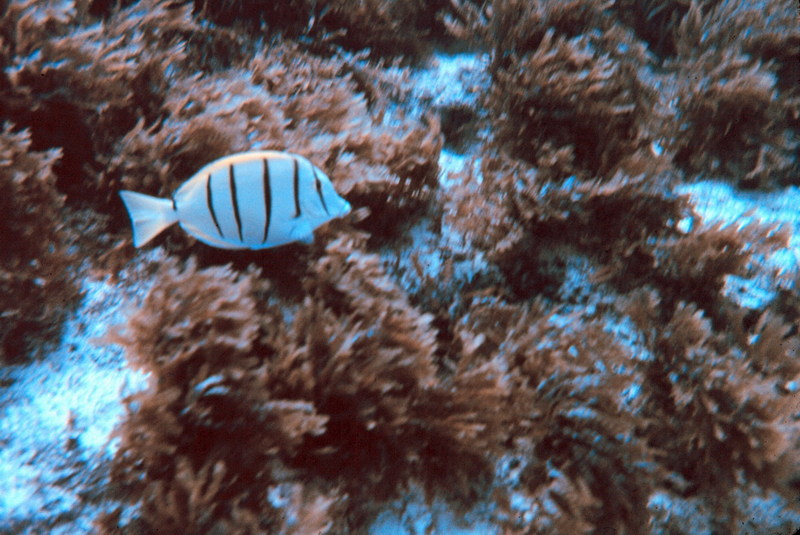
[1,0,799,533]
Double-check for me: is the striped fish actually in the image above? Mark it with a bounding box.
[119,151,351,249]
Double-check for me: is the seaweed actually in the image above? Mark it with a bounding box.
[2,0,441,249]
[0,0,203,200]
[615,0,720,58]
[668,47,798,187]
[312,0,446,58]
[277,236,508,517]
[647,218,792,318]
[103,258,330,533]
[447,141,799,533]
[0,124,80,363]
[461,0,798,186]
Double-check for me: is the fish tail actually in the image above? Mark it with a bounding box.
[119,190,178,247]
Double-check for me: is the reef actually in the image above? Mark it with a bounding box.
[0,125,80,363]
[0,0,798,534]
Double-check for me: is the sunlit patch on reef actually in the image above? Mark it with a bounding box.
[0,0,799,533]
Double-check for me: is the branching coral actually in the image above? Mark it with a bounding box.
[458,0,658,178]
[449,156,687,298]
[0,124,80,362]
[3,0,798,532]
[193,0,457,59]
[453,297,659,533]
[104,240,509,532]
[662,0,799,187]
[623,292,799,531]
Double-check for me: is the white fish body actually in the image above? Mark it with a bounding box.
[119,151,351,249]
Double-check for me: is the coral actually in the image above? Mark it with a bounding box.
[454,297,659,533]
[3,0,798,532]
[623,292,799,531]
[0,124,79,362]
[449,156,687,298]
[667,47,798,187]
[104,240,508,532]
[459,0,659,178]
[193,0,457,59]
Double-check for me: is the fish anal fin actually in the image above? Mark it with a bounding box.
[181,224,246,250]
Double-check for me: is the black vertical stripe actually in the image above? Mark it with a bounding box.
[206,174,223,238]
[262,159,271,243]
[229,164,243,242]
[313,168,329,216]
[292,157,301,218]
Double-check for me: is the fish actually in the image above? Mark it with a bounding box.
[119,150,351,249]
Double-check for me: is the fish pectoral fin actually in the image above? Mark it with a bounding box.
[290,219,314,245]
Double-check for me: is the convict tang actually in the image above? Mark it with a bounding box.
[119,151,351,249]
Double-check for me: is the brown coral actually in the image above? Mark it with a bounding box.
[1,0,797,533]
[623,292,799,531]
[452,296,660,533]
[661,0,799,187]
[104,238,509,532]
[458,0,659,178]
[194,0,458,59]
[0,124,80,362]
